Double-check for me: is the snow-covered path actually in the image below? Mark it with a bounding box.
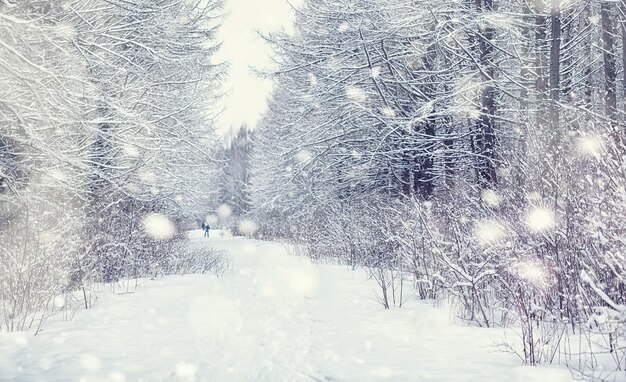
[0,232,572,382]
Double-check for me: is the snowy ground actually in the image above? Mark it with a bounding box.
[0,231,574,382]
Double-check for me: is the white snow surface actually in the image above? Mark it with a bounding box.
[0,231,573,382]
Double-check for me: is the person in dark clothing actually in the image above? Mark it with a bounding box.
[203,222,210,238]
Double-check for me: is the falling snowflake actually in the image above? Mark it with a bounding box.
[474,219,506,244]
[108,372,127,382]
[371,66,381,79]
[55,22,77,40]
[142,213,177,240]
[79,354,103,371]
[526,207,554,232]
[138,170,156,183]
[370,365,394,378]
[286,263,319,297]
[217,204,233,219]
[47,169,67,182]
[577,134,602,157]
[53,295,65,308]
[175,362,197,381]
[122,143,139,157]
[514,260,548,287]
[237,219,258,236]
[205,214,218,226]
[351,150,363,159]
[345,85,367,102]
[243,243,257,254]
[37,357,53,371]
[296,149,313,164]
[39,231,55,244]
[481,189,501,208]
[381,106,396,117]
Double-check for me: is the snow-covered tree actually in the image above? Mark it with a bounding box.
[217,125,253,233]
[0,0,89,331]
[0,0,224,331]
[68,0,223,282]
[252,0,626,373]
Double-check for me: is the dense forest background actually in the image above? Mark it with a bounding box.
[1,0,625,379]
[0,0,223,331]
[246,0,626,376]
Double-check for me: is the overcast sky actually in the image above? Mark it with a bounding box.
[215,0,302,135]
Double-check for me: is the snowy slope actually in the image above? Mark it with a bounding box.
[0,232,573,382]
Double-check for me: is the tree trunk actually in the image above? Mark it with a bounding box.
[476,0,497,187]
[414,42,438,198]
[621,1,626,122]
[548,0,561,145]
[535,3,548,133]
[601,1,619,145]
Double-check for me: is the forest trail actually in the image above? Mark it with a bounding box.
[0,232,571,382]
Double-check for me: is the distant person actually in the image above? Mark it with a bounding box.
[203,222,210,238]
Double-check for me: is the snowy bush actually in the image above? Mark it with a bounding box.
[158,238,228,277]
[0,213,78,333]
